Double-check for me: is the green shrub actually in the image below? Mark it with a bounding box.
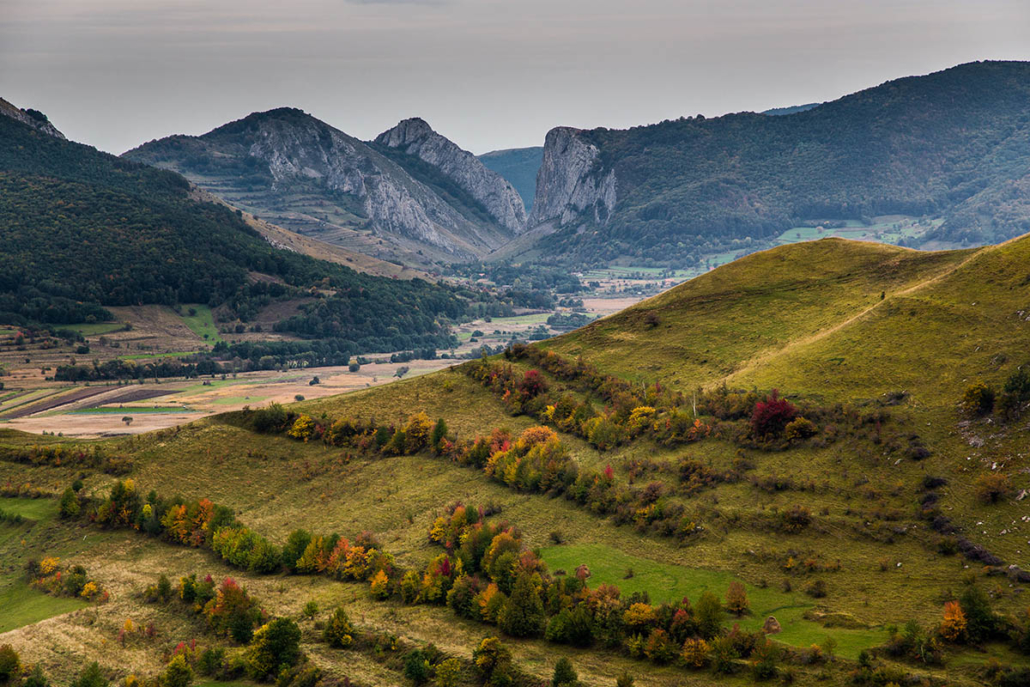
[246,618,302,681]
[403,650,432,686]
[162,655,192,687]
[323,607,354,648]
[498,573,545,638]
[0,645,20,683]
[70,663,108,687]
[552,657,578,687]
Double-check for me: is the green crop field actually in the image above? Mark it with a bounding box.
[68,322,126,337]
[178,304,223,343]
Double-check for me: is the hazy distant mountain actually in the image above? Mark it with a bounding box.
[761,102,822,116]
[125,109,515,266]
[526,61,1030,266]
[478,146,544,211]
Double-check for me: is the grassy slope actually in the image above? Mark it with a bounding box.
[0,498,88,634]
[4,236,1030,684]
[544,239,974,388]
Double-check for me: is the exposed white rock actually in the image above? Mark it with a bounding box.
[528,127,617,230]
[0,98,65,139]
[375,118,527,234]
[128,108,511,258]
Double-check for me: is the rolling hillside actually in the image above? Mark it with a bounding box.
[3,235,1030,686]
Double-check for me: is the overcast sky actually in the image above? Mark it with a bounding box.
[3,0,1029,155]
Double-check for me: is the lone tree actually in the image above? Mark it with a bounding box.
[552,657,578,687]
[246,618,302,680]
[726,581,750,616]
[122,416,133,426]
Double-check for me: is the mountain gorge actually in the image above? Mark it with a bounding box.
[126,109,520,266]
[523,61,1030,267]
[121,62,1030,273]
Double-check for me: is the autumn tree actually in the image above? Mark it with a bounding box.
[681,637,710,668]
[323,607,354,648]
[751,390,797,439]
[962,381,996,416]
[287,414,316,441]
[939,600,967,642]
[726,581,750,616]
[405,412,433,453]
[369,569,390,600]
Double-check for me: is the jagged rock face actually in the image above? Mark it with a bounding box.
[242,112,452,248]
[375,118,528,234]
[125,109,512,260]
[0,98,65,139]
[528,127,616,230]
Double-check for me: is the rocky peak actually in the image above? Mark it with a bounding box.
[125,108,514,260]
[376,117,434,147]
[528,126,616,230]
[0,98,65,139]
[375,118,528,234]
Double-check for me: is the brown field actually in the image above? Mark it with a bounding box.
[3,359,457,438]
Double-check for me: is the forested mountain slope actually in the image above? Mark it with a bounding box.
[527,61,1030,267]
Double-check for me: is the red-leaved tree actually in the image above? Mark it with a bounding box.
[751,390,797,439]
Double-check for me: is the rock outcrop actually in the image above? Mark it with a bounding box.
[0,98,65,139]
[528,127,616,230]
[375,118,527,234]
[125,108,512,262]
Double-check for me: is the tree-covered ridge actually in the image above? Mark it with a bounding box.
[536,61,1030,266]
[0,114,466,352]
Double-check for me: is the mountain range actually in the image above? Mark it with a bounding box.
[116,61,1030,272]
[125,110,524,267]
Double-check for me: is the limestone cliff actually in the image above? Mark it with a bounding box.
[375,118,527,234]
[125,108,511,264]
[528,127,616,231]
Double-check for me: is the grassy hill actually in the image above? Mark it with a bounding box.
[3,236,1030,686]
[531,61,1030,267]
